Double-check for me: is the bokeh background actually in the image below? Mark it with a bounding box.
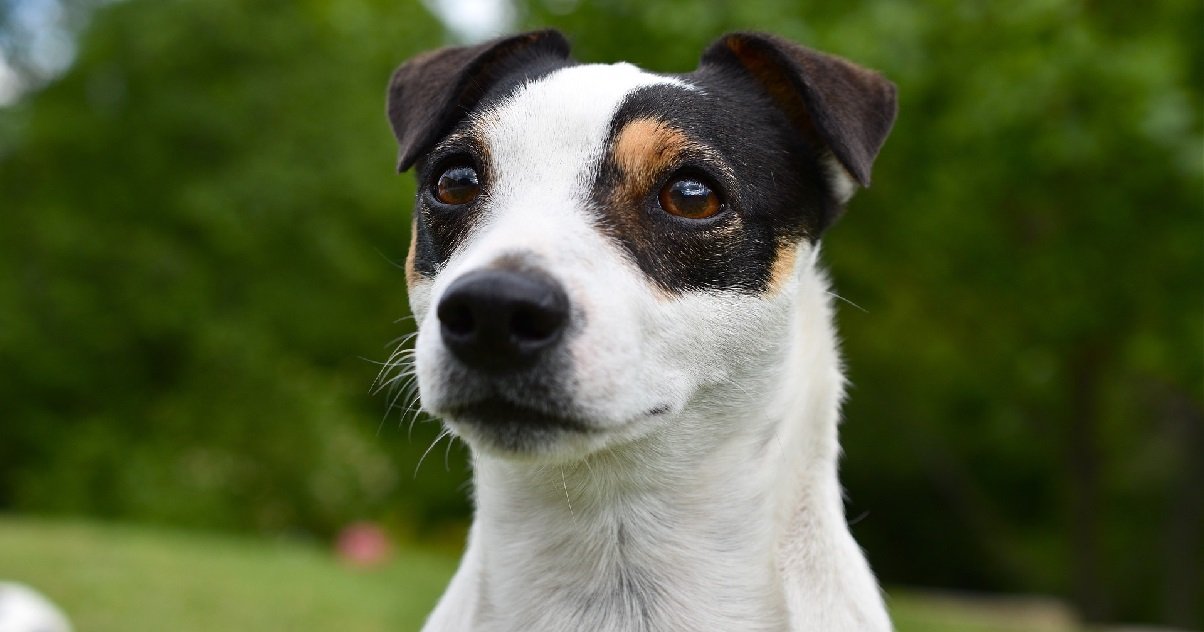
[1,0,1200,630]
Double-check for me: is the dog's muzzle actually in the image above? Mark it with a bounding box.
[436,268,570,372]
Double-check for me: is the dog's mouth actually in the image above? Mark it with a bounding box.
[437,395,601,456]
[443,396,592,432]
[433,387,679,455]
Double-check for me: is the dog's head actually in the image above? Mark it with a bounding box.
[387,30,895,462]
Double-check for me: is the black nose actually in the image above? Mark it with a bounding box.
[437,269,570,371]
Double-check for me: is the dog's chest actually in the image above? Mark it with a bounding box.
[473,555,788,632]
[467,473,790,632]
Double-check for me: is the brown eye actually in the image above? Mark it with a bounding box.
[658,176,721,219]
[434,165,480,205]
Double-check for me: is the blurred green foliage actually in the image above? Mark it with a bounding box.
[0,0,1199,627]
[0,0,468,535]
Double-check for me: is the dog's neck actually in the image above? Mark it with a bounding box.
[428,264,889,632]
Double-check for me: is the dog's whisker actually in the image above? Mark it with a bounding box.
[714,373,755,400]
[384,351,419,370]
[382,331,419,349]
[559,467,575,518]
[391,396,419,425]
[827,291,868,313]
[388,338,419,353]
[382,374,416,413]
[374,247,408,271]
[380,343,417,367]
[398,402,420,428]
[415,427,452,478]
[375,352,417,390]
[371,348,414,391]
[402,393,426,439]
[443,432,459,471]
[371,331,419,387]
[379,368,416,392]
[375,366,417,396]
[390,382,419,418]
[366,339,414,370]
[385,368,421,431]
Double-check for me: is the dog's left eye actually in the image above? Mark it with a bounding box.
[434,165,480,206]
[658,176,722,220]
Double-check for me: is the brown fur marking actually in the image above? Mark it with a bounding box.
[614,118,690,193]
[606,118,693,301]
[405,217,420,287]
[604,118,747,300]
[766,241,800,294]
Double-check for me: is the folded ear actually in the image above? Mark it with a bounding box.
[700,32,897,188]
[387,30,572,171]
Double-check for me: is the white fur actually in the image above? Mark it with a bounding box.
[0,583,73,632]
[822,154,859,205]
[409,64,890,632]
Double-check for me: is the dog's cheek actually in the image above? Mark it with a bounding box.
[655,291,793,388]
[549,251,681,424]
[584,286,713,418]
[407,280,435,324]
[412,309,452,412]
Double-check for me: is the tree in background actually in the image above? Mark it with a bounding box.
[1,0,1200,627]
[0,0,470,534]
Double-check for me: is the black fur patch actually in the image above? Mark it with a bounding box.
[388,30,573,171]
[407,60,576,280]
[591,68,839,295]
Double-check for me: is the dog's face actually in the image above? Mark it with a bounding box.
[388,31,895,462]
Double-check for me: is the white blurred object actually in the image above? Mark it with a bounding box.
[422,0,515,42]
[0,583,73,632]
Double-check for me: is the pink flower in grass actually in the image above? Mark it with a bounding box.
[335,522,393,568]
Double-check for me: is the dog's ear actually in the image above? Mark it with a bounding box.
[387,30,572,172]
[700,32,897,188]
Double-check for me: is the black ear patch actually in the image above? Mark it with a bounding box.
[700,32,897,187]
[386,30,572,172]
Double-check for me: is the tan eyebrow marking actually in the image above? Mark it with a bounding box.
[613,118,691,190]
[604,117,745,300]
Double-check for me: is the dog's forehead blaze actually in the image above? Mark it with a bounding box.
[478,64,681,180]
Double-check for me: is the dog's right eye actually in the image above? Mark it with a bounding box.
[433,165,480,206]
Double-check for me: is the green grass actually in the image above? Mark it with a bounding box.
[0,517,454,631]
[0,517,1081,632]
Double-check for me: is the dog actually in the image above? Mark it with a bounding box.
[385,29,897,632]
